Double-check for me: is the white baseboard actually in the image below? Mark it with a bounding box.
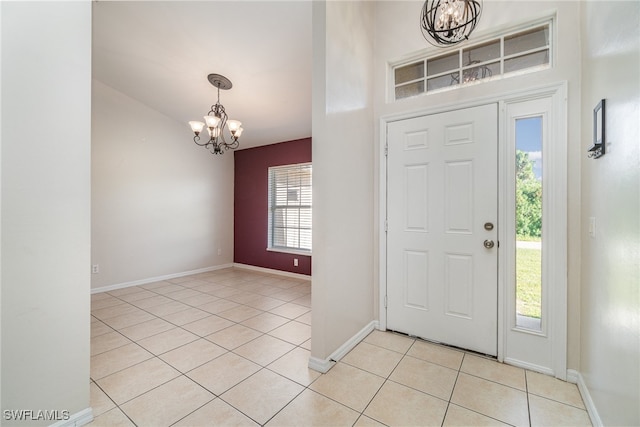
[49,407,93,427]
[570,369,603,427]
[91,264,234,294]
[233,263,311,281]
[308,320,378,374]
[566,368,579,384]
[308,356,335,373]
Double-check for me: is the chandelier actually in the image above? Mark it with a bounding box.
[188,74,243,155]
[420,0,482,47]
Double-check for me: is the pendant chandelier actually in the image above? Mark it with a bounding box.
[188,74,243,155]
[420,0,482,47]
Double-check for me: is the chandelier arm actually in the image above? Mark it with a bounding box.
[223,138,240,151]
[193,135,211,147]
[216,104,228,129]
[216,103,229,146]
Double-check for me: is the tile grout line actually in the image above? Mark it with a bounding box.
[525,369,533,427]
[91,377,139,426]
[344,335,418,424]
[440,351,466,426]
[256,381,308,426]
[527,391,591,412]
[166,395,216,427]
[177,370,265,425]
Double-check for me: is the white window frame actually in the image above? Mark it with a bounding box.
[390,15,555,101]
[500,88,567,379]
[267,162,312,255]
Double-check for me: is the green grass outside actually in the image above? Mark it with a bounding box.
[516,234,541,242]
[516,245,542,319]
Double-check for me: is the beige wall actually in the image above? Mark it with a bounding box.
[579,1,640,425]
[311,0,376,360]
[1,1,92,424]
[91,80,234,290]
[372,0,583,370]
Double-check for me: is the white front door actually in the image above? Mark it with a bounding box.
[386,103,498,355]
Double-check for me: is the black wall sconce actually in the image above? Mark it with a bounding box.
[588,99,605,159]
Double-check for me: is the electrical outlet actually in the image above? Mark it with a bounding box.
[92,264,99,274]
[294,258,298,267]
[217,248,222,255]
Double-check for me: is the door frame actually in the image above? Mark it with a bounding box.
[378,82,567,377]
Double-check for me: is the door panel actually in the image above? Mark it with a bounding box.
[387,104,498,356]
[445,160,474,233]
[404,249,429,309]
[405,164,429,231]
[444,253,473,318]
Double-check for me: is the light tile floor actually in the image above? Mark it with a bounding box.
[89,268,591,427]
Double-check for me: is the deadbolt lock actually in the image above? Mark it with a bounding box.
[484,222,494,231]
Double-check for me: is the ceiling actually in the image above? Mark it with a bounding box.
[92,1,312,150]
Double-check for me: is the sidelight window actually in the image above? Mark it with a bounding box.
[515,117,543,331]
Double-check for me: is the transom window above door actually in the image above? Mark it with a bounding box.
[393,20,552,100]
[267,163,312,254]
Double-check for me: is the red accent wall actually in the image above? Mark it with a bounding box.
[234,138,312,276]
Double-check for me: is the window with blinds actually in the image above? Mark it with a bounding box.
[268,163,312,253]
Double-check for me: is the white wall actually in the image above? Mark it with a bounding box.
[92,80,234,290]
[580,1,640,425]
[0,0,3,411]
[372,0,583,370]
[1,1,91,424]
[311,0,375,361]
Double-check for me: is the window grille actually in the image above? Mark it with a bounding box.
[394,22,551,100]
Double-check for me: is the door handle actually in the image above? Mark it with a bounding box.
[483,240,495,249]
